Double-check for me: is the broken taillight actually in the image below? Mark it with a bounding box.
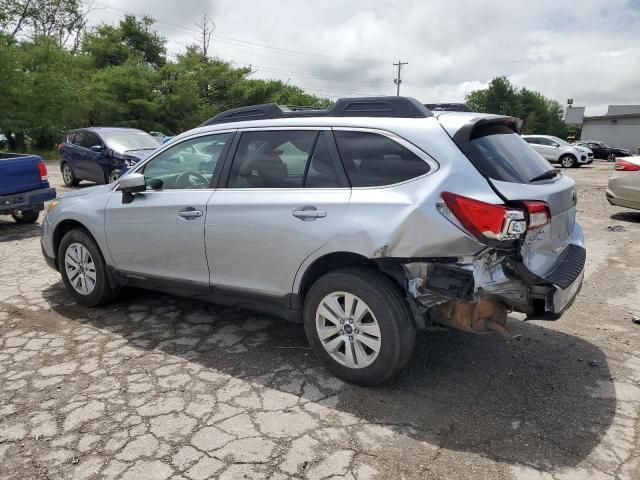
[440,192,526,242]
[523,201,551,230]
[614,160,640,171]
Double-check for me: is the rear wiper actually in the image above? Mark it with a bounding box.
[530,169,560,183]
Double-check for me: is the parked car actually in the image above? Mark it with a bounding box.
[577,140,632,162]
[522,135,593,168]
[0,134,8,149]
[41,97,586,385]
[606,156,640,210]
[59,128,161,186]
[1,153,56,223]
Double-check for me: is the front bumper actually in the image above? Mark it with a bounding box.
[578,154,593,164]
[0,187,56,213]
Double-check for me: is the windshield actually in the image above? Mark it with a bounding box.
[550,136,570,146]
[103,130,160,153]
[467,124,553,183]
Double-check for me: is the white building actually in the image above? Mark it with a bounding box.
[567,105,640,153]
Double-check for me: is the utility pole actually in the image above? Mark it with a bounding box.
[393,61,408,96]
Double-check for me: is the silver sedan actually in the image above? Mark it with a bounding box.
[606,156,640,210]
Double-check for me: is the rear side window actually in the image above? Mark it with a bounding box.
[334,131,429,187]
[467,124,552,184]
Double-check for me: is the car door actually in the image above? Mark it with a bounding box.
[61,131,81,174]
[205,129,351,297]
[80,132,108,183]
[534,138,559,161]
[104,132,234,286]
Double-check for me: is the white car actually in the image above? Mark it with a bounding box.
[522,135,593,168]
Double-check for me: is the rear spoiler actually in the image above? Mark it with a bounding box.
[451,116,523,158]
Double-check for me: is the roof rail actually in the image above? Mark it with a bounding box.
[199,96,433,126]
[424,103,471,112]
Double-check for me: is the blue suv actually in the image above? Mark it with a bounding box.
[59,127,160,186]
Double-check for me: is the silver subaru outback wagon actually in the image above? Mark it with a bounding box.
[41,97,585,386]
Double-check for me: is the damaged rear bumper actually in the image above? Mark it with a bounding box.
[393,241,586,332]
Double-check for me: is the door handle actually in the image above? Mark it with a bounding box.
[292,208,327,220]
[178,208,203,219]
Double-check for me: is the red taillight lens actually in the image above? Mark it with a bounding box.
[523,201,551,230]
[37,161,48,181]
[614,160,640,171]
[441,192,508,239]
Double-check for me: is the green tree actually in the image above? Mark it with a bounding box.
[0,36,90,150]
[465,77,567,137]
[82,15,166,69]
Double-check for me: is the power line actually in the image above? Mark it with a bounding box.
[93,3,392,64]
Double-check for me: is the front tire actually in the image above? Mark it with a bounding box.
[560,154,576,168]
[58,229,119,307]
[12,208,40,224]
[303,267,416,386]
[607,153,617,162]
[106,169,120,184]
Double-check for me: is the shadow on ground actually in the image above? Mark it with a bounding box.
[43,281,615,471]
[0,217,42,242]
[610,210,640,223]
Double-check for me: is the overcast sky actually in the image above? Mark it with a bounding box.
[88,0,640,115]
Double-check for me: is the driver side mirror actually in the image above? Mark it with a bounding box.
[90,144,103,152]
[119,173,146,204]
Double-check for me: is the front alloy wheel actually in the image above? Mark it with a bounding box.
[59,229,119,306]
[107,170,120,184]
[64,242,97,295]
[560,155,576,168]
[315,292,381,369]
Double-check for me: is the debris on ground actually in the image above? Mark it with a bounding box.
[589,360,598,367]
[606,225,625,232]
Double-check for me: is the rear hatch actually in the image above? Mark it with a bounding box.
[439,114,577,278]
[0,154,44,196]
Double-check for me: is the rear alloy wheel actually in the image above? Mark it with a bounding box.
[12,208,40,224]
[59,229,119,306]
[61,162,79,187]
[560,154,576,168]
[304,267,416,386]
[607,153,617,162]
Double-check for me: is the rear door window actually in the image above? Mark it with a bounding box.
[227,130,328,188]
[467,124,553,184]
[334,131,430,187]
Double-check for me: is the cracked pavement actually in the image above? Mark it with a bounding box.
[0,162,639,479]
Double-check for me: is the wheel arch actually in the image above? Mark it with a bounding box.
[294,252,370,308]
[53,219,119,289]
[294,251,410,309]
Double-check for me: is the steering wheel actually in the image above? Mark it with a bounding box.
[175,171,209,189]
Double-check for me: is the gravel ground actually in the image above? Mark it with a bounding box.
[0,161,638,480]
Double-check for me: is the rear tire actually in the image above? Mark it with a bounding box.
[12,209,40,224]
[607,153,617,162]
[560,154,576,168]
[303,266,416,386]
[61,162,79,187]
[58,228,119,307]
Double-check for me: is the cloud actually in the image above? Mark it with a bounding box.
[90,0,640,114]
